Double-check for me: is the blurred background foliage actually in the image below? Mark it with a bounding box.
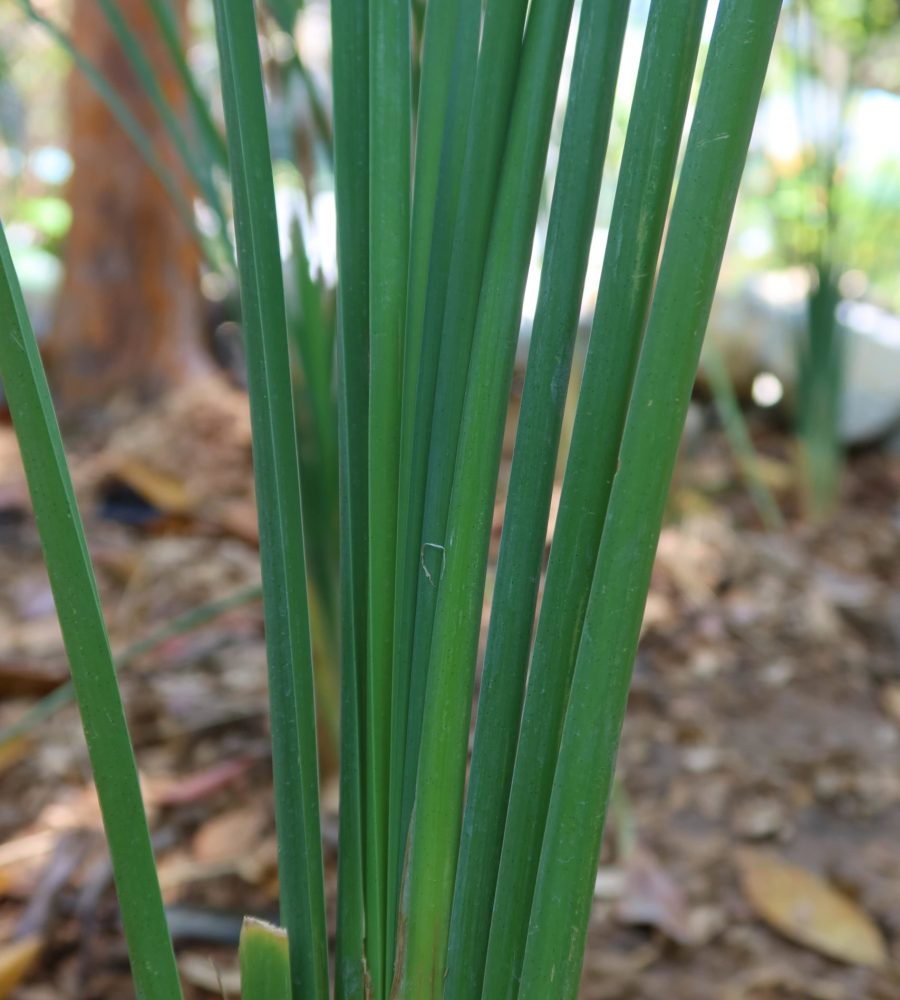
[0,0,898,521]
[2,1,898,312]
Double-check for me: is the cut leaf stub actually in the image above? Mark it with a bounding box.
[239,918,291,1000]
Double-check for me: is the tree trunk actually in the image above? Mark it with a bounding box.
[49,0,206,409]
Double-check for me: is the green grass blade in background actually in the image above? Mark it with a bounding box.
[95,0,229,238]
[331,0,370,993]
[213,3,328,998]
[0,583,263,748]
[15,0,201,253]
[399,0,531,888]
[286,218,338,580]
[0,221,183,1000]
[479,5,708,993]
[288,53,335,155]
[267,0,304,34]
[395,0,581,992]
[517,3,783,997]
[386,0,481,971]
[284,222,340,753]
[239,919,291,1000]
[797,258,843,517]
[444,4,631,997]
[264,0,334,151]
[702,342,785,530]
[287,226,334,454]
[144,0,229,170]
[365,0,410,996]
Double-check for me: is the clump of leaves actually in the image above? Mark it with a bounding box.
[0,0,783,998]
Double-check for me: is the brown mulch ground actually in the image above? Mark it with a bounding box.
[0,375,898,998]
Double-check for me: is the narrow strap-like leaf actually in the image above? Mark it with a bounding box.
[0,221,183,1000]
[395,0,580,992]
[365,0,411,996]
[331,0,370,994]
[518,4,783,997]
[212,3,328,998]
[445,4,631,997]
[480,4,708,993]
[398,0,531,908]
[386,0,481,975]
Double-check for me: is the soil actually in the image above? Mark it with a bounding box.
[0,375,898,999]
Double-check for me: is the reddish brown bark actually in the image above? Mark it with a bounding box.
[49,0,206,408]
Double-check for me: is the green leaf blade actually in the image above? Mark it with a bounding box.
[212,2,328,998]
[365,0,411,996]
[331,0,370,995]
[517,3,783,997]
[480,4,709,993]
[396,0,583,992]
[386,1,482,976]
[397,0,531,923]
[0,222,183,1000]
[444,4,631,997]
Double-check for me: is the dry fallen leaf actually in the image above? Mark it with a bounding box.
[108,457,193,515]
[0,935,42,998]
[882,684,900,725]
[192,806,267,866]
[736,849,888,968]
[0,831,56,874]
[615,849,694,945]
[0,660,68,698]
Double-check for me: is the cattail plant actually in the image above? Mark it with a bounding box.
[0,0,783,998]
